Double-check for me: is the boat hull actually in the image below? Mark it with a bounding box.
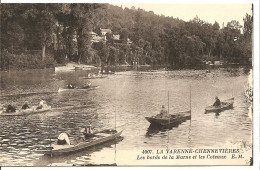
[0,107,51,116]
[40,130,123,156]
[58,86,99,93]
[145,111,191,126]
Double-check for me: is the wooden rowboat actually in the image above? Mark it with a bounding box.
[58,86,99,93]
[205,98,234,113]
[145,110,191,126]
[39,129,123,156]
[0,106,51,116]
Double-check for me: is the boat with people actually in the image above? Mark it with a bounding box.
[58,86,99,93]
[39,129,123,156]
[205,97,234,113]
[101,70,115,75]
[58,85,99,93]
[82,73,107,79]
[0,105,51,116]
[145,110,191,126]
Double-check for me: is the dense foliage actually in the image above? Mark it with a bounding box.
[0,4,253,70]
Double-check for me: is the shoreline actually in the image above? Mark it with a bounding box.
[0,63,252,73]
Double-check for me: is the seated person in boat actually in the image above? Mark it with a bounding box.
[82,82,91,89]
[6,102,16,113]
[80,125,94,139]
[156,105,169,118]
[36,100,47,110]
[67,83,75,89]
[213,97,221,107]
[57,130,72,145]
[22,101,30,110]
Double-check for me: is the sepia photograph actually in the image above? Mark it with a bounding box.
[0,1,258,167]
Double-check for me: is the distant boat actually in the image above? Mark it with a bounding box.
[102,70,115,74]
[81,74,107,79]
[58,86,99,93]
[145,111,191,126]
[55,63,96,73]
[205,98,234,113]
[38,129,123,156]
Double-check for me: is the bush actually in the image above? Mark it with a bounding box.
[0,51,56,70]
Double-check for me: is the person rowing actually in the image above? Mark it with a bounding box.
[82,82,91,89]
[22,101,30,110]
[57,130,72,145]
[6,101,16,113]
[213,96,221,107]
[155,105,170,119]
[36,100,48,110]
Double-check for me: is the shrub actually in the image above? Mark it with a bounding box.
[0,51,56,70]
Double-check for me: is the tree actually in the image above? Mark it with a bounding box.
[93,41,109,71]
[243,14,253,41]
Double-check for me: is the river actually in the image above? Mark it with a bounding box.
[0,67,252,166]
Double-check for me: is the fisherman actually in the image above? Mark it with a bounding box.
[57,130,72,145]
[67,83,75,89]
[22,101,30,110]
[80,124,94,139]
[213,96,221,107]
[36,100,47,110]
[6,102,16,113]
[157,105,169,118]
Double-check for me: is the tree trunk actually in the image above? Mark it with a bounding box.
[42,44,46,61]
[78,56,81,65]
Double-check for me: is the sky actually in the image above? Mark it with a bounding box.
[113,4,252,27]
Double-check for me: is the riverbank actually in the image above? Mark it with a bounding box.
[0,51,56,71]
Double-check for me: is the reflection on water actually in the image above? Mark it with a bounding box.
[0,68,252,166]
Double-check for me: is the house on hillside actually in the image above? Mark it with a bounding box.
[100,28,112,41]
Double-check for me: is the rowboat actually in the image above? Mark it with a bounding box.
[39,129,123,156]
[81,75,107,79]
[58,86,99,93]
[0,106,51,116]
[102,71,115,75]
[205,98,234,113]
[145,110,191,126]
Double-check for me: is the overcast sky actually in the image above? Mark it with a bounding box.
[113,4,252,27]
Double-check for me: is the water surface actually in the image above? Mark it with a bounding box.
[0,68,252,166]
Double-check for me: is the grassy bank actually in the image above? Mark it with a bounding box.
[0,51,56,71]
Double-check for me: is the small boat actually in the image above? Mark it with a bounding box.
[145,111,191,126]
[81,75,107,79]
[39,129,123,156]
[102,71,115,75]
[205,98,234,113]
[0,106,51,116]
[58,86,99,93]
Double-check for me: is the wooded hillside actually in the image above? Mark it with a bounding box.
[0,4,253,70]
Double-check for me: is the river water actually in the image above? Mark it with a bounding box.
[0,68,252,166]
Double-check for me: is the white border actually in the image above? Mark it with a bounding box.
[1,0,259,170]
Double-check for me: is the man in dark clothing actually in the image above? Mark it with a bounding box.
[213,97,221,106]
[6,104,16,113]
[22,101,30,110]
